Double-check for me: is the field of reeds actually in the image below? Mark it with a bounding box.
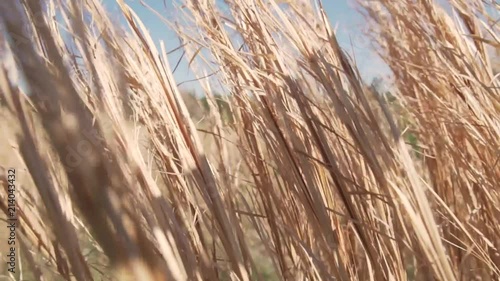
[0,0,498,280]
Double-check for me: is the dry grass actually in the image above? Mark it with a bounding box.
[0,0,498,280]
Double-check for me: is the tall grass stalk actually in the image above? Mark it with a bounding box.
[0,0,498,280]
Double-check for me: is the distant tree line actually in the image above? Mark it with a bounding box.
[181,91,234,124]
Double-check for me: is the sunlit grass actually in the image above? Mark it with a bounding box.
[0,0,498,280]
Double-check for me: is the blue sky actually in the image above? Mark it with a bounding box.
[102,0,388,94]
